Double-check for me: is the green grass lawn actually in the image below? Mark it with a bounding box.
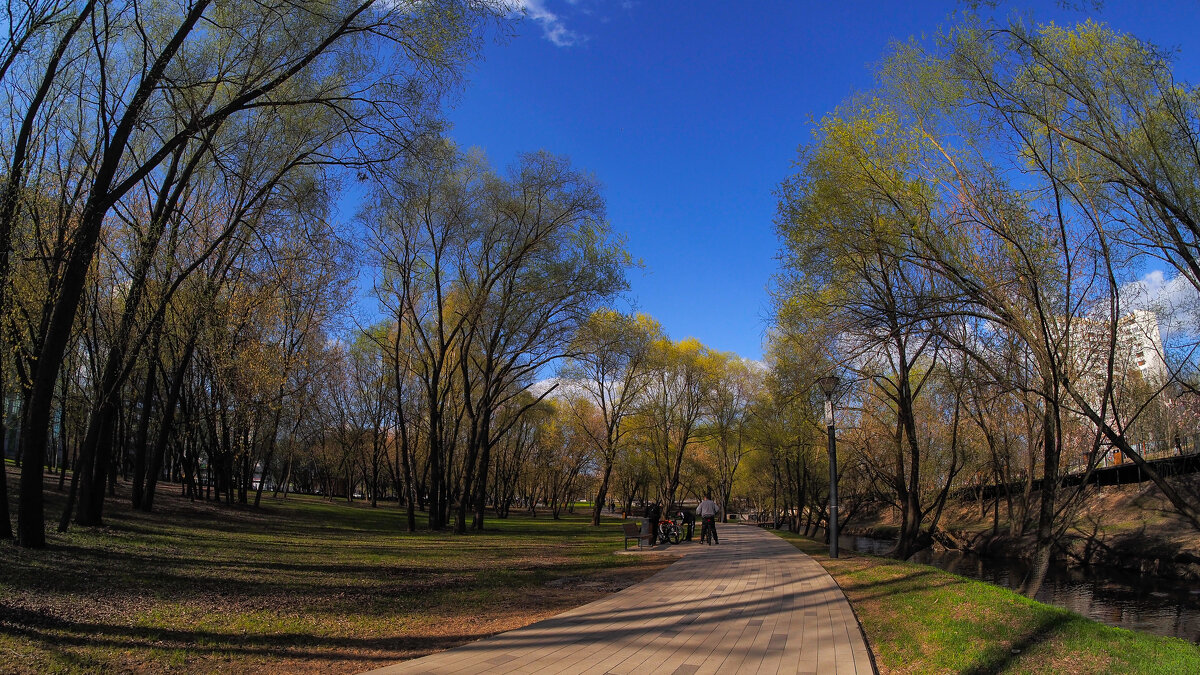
[0,473,666,674]
[774,530,1200,674]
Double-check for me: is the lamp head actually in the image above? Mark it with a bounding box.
[817,375,840,399]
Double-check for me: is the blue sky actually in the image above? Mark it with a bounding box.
[437,1,1200,362]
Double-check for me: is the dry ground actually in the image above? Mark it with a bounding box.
[0,470,669,674]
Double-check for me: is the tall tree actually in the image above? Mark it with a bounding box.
[705,351,761,521]
[775,105,945,559]
[641,338,712,510]
[934,19,1200,531]
[561,310,659,526]
[368,144,629,531]
[454,151,630,533]
[5,0,502,547]
[778,18,1200,594]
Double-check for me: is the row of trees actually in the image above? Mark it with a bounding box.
[355,141,633,533]
[302,308,779,533]
[0,0,795,545]
[771,17,1200,593]
[0,0,509,547]
[0,0,805,549]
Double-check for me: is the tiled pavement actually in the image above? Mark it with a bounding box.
[362,524,875,675]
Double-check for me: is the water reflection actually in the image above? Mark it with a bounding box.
[838,534,1200,644]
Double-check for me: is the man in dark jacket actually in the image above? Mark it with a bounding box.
[644,501,662,545]
[679,507,696,541]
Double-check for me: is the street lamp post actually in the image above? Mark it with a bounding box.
[818,375,840,559]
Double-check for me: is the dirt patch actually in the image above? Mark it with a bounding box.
[544,562,670,594]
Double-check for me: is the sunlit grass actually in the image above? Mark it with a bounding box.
[776,530,1200,674]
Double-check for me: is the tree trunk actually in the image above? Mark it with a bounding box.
[0,419,12,540]
[131,353,158,509]
[427,391,443,530]
[142,352,191,511]
[591,454,614,527]
[57,379,70,491]
[1022,377,1061,597]
[56,452,81,534]
[254,448,272,507]
[2,4,99,544]
[274,454,288,499]
[472,435,494,531]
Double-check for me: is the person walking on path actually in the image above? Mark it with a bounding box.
[697,495,720,545]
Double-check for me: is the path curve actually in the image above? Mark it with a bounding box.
[363,524,874,674]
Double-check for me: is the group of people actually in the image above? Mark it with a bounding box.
[641,495,722,546]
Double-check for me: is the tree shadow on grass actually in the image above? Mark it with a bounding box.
[0,604,479,664]
[1,542,481,601]
[1,474,673,671]
[962,613,1072,675]
[831,567,971,604]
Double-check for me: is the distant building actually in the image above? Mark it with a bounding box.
[1117,309,1168,384]
[1063,309,1174,470]
[1069,309,1168,388]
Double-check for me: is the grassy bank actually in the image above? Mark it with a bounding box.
[776,530,1200,674]
[0,473,667,674]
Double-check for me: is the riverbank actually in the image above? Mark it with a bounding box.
[776,531,1200,674]
[845,475,1200,582]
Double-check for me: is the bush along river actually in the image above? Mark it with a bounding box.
[838,534,1200,644]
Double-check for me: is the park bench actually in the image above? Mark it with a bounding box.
[744,520,777,529]
[622,521,652,549]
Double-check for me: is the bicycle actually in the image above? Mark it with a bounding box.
[656,518,683,545]
[699,516,718,545]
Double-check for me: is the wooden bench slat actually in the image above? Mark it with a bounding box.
[621,521,652,549]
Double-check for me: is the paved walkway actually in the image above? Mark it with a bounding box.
[363,524,874,675]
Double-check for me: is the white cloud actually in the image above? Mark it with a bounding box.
[1122,269,1200,337]
[508,0,584,47]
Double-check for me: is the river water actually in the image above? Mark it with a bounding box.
[838,534,1200,644]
